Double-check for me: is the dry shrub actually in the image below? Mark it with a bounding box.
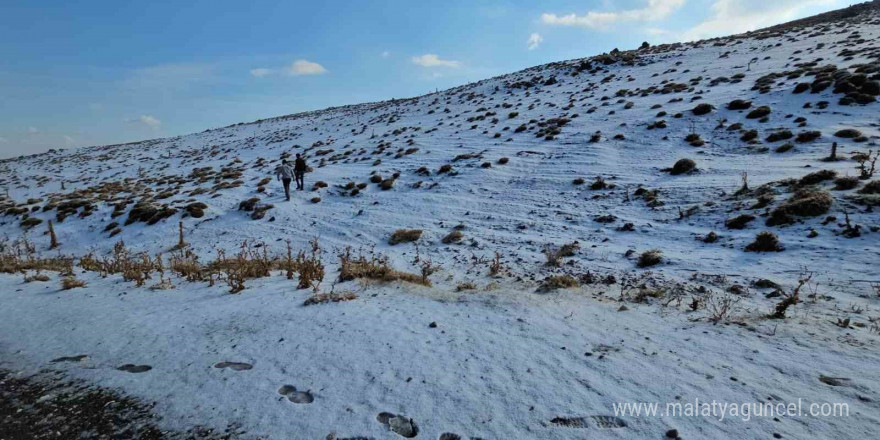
[706,292,742,324]
[0,238,73,274]
[209,241,274,293]
[441,230,464,244]
[745,231,783,252]
[637,249,663,268]
[61,276,87,290]
[303,291,357,306]
[544,241,580,266]
[169,248,205,282]
[337,247,428,286]
[291,238,324,290]
[389,229,422,245]
[769,273,811,319]
[489,251,504,277]
[121,253,158,286]
[539,275,580,292]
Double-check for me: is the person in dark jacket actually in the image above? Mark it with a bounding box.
[294,154,307,190]
[275,160,295,201]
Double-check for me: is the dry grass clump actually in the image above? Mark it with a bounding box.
[209,241,274,293]
[765,130,793,143]
[745,231,783,252]
[497,157,509,165]
[669,159,696,175]
[691,103,714,115]
[799,169,837,186]
[24,272,51,283]
[61,276,87,290]
[834,176,860,190]
[726,99,752,110]
[169,248,205,282]
[572,177,586,185]
[775,143,794,153]
[441,230,464,244]
[767,188,833,225]
[125,199,177,226]
[859,180,880,194]
[303,291,357,306]
[20,217,43,229]
[337,247,429,286]
[637,249,663,268]
[746,106,771,119]
[543,241,580,267]
[725,214,755,230]
[184,202,207,218]
[834,128,862,138]
[389,229,422,245]
[0,238,72,274]
[538,275,580,292]
[456,282,477,292]
[285,238,324,290]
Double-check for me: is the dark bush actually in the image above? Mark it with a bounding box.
[746,106,771,119]
[745,231,783,252]
[670,158,696,175]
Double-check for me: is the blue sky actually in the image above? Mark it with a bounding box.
[0,0,846,158]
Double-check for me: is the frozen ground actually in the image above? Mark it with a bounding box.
[1,3,880,439]
[1,271,879,440]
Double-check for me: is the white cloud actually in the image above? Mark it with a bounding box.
[680,0,839,41]
[287,59,327,76]
[380,51,391,59]
[411,54,461,68]
[27,126,39,135]
[527,33,544,50]
[250,68,273,77]
[127,115,161,128]
[541,0,686,30]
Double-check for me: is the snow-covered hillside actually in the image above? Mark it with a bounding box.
[1,3,879,440]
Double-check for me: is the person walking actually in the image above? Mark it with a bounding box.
[275,159,295,201]
[294,153,307,191]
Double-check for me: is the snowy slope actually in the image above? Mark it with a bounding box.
[1,4,880,440]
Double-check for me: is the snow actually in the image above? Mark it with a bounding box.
[2,6,880,440]
[1,272,878,439]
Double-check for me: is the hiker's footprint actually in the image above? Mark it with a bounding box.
[591,415,627,429]
[214,361,253,371]
[51,355,88,363]
[278,385,314,404]
[377,413,418,438]
[551,415,627,429]
[117,364,152,373]
[440,434,488,440]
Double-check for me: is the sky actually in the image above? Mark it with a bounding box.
[0,0,848,158]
